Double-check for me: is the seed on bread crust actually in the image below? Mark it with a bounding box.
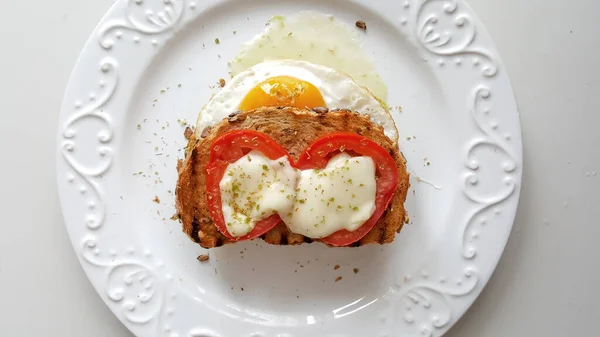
[228,111,243,122]
[312,107,329,114]
[184,126,194,139]
[200,126,212,138]
[228,114,246,123]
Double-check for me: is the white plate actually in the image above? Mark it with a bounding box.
[56,0,522,336]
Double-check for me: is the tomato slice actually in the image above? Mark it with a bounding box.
[206,130,399,246]
[296,133,399,246]
[205,130,293,241]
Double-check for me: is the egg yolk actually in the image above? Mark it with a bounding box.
[239,76,326,111]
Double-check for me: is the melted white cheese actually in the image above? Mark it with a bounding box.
[280,153,377,238]
[219,151,298,237]
[219,152,377,239]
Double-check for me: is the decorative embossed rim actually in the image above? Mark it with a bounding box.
[56,1,522,336]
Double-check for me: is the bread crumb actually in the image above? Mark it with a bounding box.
[334,264,340,270]
[335,276,342,282]
[353,268,359,274]
[197,254,209,262]
[170,213,179,221]
[355,20,367,31]
[152,195,160,203]
[219,78,226,87]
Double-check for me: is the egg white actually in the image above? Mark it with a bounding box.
[195,60,398,142]
[230,11,388,102]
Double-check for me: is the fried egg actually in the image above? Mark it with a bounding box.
[230,11,388,102]
[195,60,398,141]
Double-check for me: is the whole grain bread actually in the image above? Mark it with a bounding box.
[176,106,409,248]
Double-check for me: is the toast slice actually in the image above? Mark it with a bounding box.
[176,106,409,248]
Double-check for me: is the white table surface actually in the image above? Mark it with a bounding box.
[0,0,598,336]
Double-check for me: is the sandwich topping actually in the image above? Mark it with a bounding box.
[205,130,292,242]
[206,130,399,246]
[279,153,377,238]
[219,151,297,237]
